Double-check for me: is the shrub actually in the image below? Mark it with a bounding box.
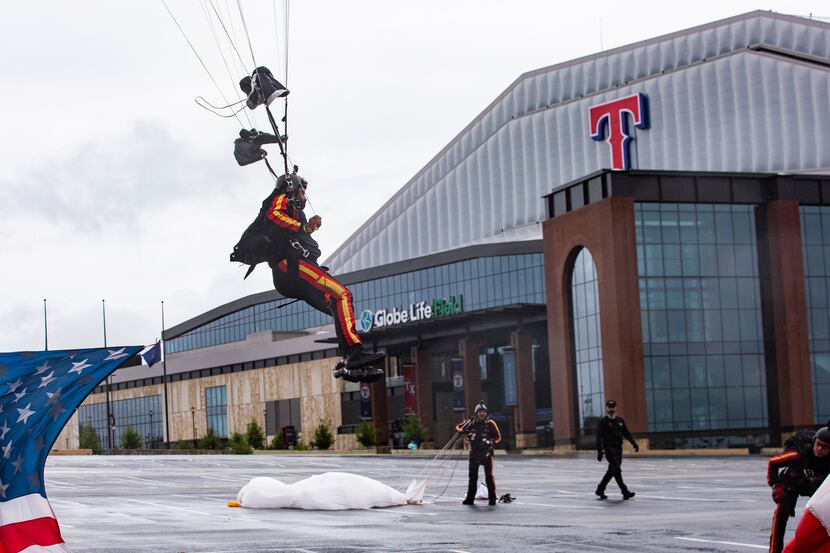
[402,414,428,445]
[268,431,283,450]
[79,425,101,454]
[170,440,194,450]
[312,420,334,450]
[229,432,252,454]
[245,420,265,449]
[355,421,375,448]
[119,426,144,449]
[200,426,222,450]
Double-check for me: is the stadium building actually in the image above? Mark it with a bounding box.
[60,11,830,452]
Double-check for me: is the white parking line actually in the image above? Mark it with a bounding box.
[676,537,767,549]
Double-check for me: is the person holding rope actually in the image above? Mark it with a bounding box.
[456,402,501,506]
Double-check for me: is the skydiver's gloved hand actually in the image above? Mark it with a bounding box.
[597,451,603,462]
[305,215,322,233]
[772,484,786,503]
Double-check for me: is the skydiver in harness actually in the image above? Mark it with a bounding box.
[238,173,385,383]
[228,67,385,383]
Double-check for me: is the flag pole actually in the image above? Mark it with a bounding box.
[103,299,113,453]
[43,299,48,351]
[161,300,171,449]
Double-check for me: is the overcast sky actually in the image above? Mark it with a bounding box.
[0,0,826,353]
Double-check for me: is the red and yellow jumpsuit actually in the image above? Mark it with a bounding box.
[767,447,829,553]
[265,192,362,353]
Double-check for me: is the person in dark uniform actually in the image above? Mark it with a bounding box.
[249,174,384,380]
[767,427,830,553]
[456,402,502,506]
[595,399,639,500]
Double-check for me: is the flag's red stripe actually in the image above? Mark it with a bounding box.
[0,516,64,553]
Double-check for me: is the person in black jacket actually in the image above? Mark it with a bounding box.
[595,399,638,500]
[457,402,502,506]
[767,427,830,553]
[251,174,384,381]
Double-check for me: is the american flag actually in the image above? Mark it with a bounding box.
[0,346,142,553]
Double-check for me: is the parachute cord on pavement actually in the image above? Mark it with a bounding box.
[411,431,467,503]
[160,0,247,129]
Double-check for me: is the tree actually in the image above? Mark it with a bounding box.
[402,414,428,446]
[355,421,375,448]
[200,426,222,450]
[119,426,143,449]
[245,419,265,450]
[79,425,101,454]
[312,419,334,450]
[229,432,252,454]
[268,431,283,450]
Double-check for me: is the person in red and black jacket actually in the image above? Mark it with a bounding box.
[457,402,502,506]
[260,174,383,378]
[767,427,830,553]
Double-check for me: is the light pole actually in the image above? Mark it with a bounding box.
[148,409,154,449]
[191,407,197,449]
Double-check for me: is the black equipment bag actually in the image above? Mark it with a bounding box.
[234,128,282,166]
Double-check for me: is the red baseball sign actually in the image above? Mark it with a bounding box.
[589,93,649,170]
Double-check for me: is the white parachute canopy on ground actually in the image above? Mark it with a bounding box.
[236,472,426,510]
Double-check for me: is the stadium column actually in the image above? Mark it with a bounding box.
[543,196,647,449]
[371,369,391,454]
[459,338,482,412]
[756,199,814,444]
[512,330,537,448]
[411,345,435,444]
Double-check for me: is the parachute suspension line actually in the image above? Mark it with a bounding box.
[236,0,259,71]
[194,96,247,118]
[265,105,291,175]
[283,0,290,149]
[415,431,466,481]
[198,0,253,128]
[263,157,280,181]
[206,0,250,71]
[236,0,290,176]
[159,0,246,128]
[409,431,467,503]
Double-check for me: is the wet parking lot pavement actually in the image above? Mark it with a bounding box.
[45,454,782,552]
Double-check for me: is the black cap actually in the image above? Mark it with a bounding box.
[606,400,617,408]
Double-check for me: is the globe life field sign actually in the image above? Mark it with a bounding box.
[356,295,464,332]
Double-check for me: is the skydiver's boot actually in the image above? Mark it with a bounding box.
[332,347,385,383]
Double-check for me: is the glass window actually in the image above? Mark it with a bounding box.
[802,207,830,422]
[571,248,604,437]
[636,203,765,433]
[205,385,228,438]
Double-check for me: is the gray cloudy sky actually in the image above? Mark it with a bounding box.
[0,0,826,352]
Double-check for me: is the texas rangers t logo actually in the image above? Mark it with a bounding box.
[589,93,649,170]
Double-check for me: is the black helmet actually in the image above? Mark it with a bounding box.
[276,173,307,195]
[815,427,830,445]
[473,402,488,414]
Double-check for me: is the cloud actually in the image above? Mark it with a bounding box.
[0,121,257,234]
